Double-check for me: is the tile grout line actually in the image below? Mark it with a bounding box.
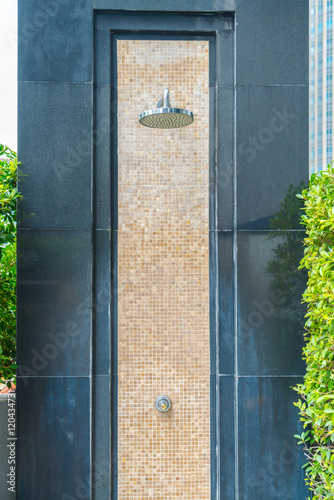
[233,14,239,500]
[214,35,220,500]
[218,374,305,378]
[90,38,95,497]
[16,375,91,378]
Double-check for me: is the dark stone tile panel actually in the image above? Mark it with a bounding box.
[92,375,111,500]
[209,87,216,231]
[94,84,114,230]
[17,230,92,377]
[95,11,233,32]
[217,30,234,87]
[218,232,234,374]
[93,230,111,376]
[18,0,92,82]
[217,86,234,230]
[17,377,90,500]
[110,231,118,376]
[210,232,218,373]
[93,0,235,11]
[238,377,309,500]
[236,0,308,85]
[210,374,218,497]
[236,85,308,229]
[219,375,235,497]
[94,29,111,85]
[237,231,306,376]
[18,82,93,230]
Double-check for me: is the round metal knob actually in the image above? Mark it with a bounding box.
[155,395,172,413]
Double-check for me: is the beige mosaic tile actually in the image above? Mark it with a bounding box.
[117,40,210,499]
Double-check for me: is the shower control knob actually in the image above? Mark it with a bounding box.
[155,395,172,413]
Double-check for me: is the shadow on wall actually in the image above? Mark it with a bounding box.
[266,181,308,326]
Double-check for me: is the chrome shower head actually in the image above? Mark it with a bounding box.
[139,88,194,129]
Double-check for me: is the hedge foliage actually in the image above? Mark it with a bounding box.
[0,144,19,386]
[294,163,334,499]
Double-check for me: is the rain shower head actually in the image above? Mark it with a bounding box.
[139,88,194,129]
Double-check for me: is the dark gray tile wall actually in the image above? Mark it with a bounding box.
[18,0,92,83]
[17,230,92,376]
[93,84,114,230]
[18,81,93,230]
[92,0,235,11]
[17,1,95,498]
[217,86,234,230]
[237,231,306,376]
[93,230,111,375]
[219,375,235,497]
[236,86,308,229]
[218,232,234,374]
[17,1,309,498]
[95,11,233,32]
[92,375,111,500]
[230,1,309,498]
[236,0,308,86]
[238,377,309,500]
[17,377,90,500]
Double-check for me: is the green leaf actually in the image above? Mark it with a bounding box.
[0,143,18,385]
[292,163,334,498]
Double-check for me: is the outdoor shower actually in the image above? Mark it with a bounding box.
[139,88,194,129]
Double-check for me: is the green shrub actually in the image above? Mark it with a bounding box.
[0,144,19,386]
[294,163,334,499]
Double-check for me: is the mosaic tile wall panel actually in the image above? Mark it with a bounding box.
[117,40,210,499]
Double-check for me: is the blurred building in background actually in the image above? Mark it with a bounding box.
[310,0,333,173]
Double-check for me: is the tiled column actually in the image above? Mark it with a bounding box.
[117,40,210,499]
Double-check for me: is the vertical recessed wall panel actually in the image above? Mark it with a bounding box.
[117,40,210,499]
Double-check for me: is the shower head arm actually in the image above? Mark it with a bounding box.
[156,88,170,108]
